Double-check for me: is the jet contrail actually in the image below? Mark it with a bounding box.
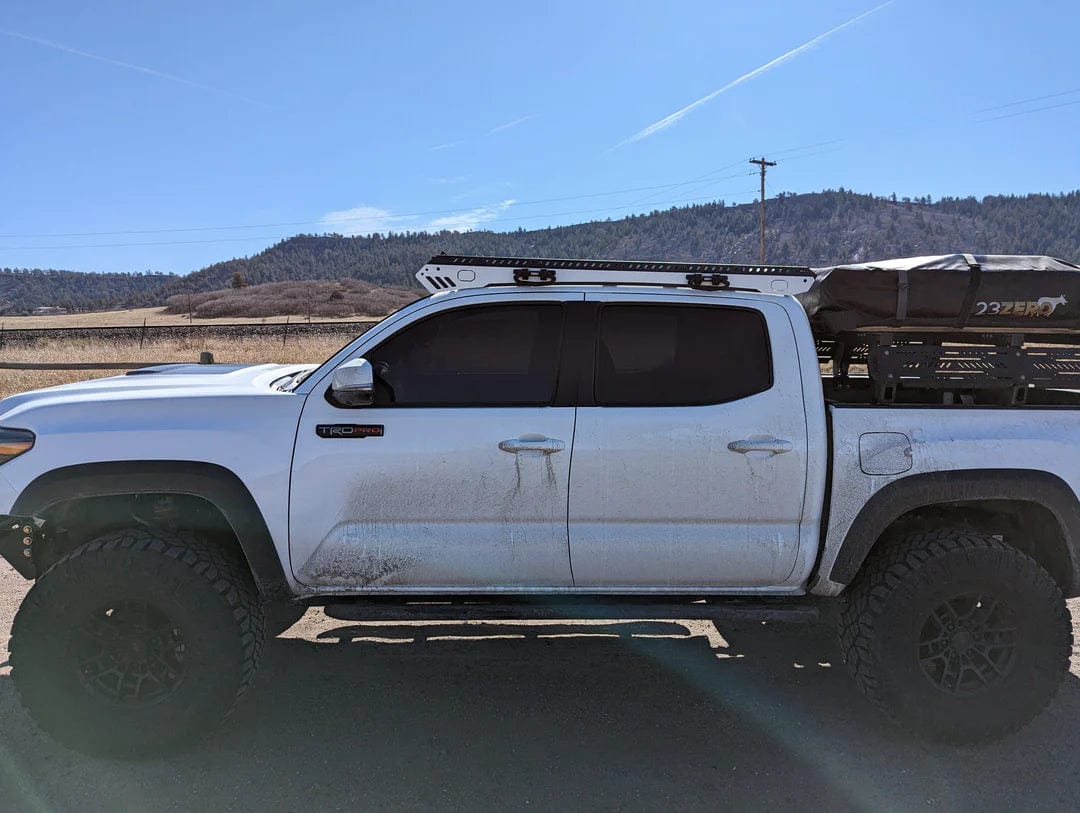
[488,114,537,134]
[2,30,272,108]
[611,1,893,150]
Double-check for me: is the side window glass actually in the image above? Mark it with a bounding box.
[367,303,564,406]
[595,304,772,406]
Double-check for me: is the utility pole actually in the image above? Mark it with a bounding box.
[749,157,776,263]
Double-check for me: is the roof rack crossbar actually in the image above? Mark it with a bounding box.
[416,254,815,296]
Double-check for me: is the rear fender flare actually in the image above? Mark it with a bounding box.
[826,469,1080,595]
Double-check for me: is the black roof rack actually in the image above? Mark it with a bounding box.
[417,254,816,295]
[426,253,812,276]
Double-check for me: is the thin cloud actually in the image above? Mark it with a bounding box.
[421,200,515,232]
[319,205,409,237]
[488,114,537,134]
[430,141,463,151]
[1,29,272,108]
[319,200,516,236]
[610,1,893,150]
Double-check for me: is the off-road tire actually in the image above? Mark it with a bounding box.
[839,528,1072,744]
[10,528,265,756]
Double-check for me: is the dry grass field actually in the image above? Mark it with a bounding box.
[0,333,353,399]
[0,306,379,329]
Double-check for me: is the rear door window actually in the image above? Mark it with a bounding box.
[595,304,771,406]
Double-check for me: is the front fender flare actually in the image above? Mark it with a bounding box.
[11,460,290,599]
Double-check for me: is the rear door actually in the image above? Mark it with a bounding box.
[568,292,809,589]
[289,293,583,591]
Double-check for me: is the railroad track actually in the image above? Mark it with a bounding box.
[0,320,378,347]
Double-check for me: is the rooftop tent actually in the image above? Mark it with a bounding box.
[799,254,1080,336]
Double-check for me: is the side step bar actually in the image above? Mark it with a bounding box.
[323,597,821,624]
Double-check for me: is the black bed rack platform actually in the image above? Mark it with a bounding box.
[818,330,1080,405]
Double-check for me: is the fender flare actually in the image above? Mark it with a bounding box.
[11,460,290,599]
[827,468,1080,594]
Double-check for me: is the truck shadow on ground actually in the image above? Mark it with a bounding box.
[2,615,1079,811]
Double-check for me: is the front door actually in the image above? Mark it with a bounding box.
[568,293,809,589]
[290,295,580,591]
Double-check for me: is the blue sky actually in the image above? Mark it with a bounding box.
[2,0,1079,274]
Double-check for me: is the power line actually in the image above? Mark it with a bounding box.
[0,139,843,240]
[977,96,1080,123]
[0,171,753,239]
[621,171,755,209]
[760,138,844,157]
[972,87,1080,115]
[0,186,762,251]
[780,145,845,162]
[0,182,714,239]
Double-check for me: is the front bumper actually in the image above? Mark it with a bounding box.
[0,515,41,579]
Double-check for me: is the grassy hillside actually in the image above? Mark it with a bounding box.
[5,189,1079,314]
[162,279,419,319]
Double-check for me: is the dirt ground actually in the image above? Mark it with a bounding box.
[1,567,1078,811]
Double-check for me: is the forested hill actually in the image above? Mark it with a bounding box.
[4,189,1080,313]
[0,269,177,314]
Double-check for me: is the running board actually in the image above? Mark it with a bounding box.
[322,597,820,624]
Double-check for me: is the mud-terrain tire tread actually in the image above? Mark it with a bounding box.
[838,527,1071,744]
[10,527,265,755]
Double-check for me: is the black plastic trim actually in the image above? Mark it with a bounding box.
[10,461,290,598]
[553,301,597,407]
[828,468,1080,595]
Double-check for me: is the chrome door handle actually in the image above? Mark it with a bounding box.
[499,436,566,455]
[727,437,794,455]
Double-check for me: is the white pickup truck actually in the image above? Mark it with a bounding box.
[1,253,1077,756]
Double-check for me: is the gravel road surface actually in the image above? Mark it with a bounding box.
[1,565,1078,811]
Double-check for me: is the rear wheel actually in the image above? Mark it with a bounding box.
[10,528,265,756]
[839,528,1072,743]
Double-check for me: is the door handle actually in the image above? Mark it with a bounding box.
[727,437,794,456]
[499,436,566,455]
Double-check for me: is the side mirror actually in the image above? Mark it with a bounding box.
[330,357,374,406]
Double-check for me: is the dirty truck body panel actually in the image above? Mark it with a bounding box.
[811,407,1080,596]
[289,290,584,591]
[287,287,828,594]
[0,365,310,592]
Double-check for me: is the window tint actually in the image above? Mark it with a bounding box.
[367,303,564,406]
[595,304,771,406]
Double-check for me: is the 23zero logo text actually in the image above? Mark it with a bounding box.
[316,424,385,439]
[973,295,1068,317]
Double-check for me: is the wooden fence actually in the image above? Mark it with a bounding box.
[0,351,218,371]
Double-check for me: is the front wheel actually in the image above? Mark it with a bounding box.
[10,528,265,756]
[839,528,1072,744]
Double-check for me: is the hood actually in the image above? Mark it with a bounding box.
[0,362,319,420]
